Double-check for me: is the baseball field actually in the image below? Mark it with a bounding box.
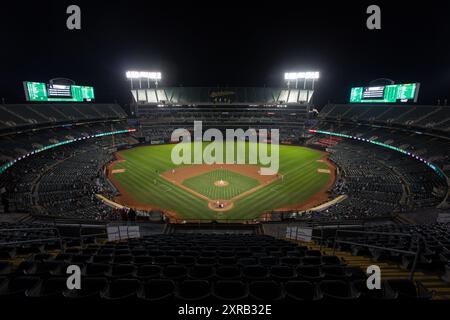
[108,142,335,221]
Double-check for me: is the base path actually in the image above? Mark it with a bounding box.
[160,163,277,185]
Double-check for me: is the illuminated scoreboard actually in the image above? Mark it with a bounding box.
[25,82,48,101]
[24,81,95,102]
[71,85,95,101]
[350,83,420,103]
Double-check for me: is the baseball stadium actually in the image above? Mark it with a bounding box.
[0,1,450,313]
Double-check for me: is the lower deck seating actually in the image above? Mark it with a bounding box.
[0,231,432,301]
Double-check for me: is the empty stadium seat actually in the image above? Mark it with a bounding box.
[280,256,302,266]
[296,266,324,281]
[285,281,319,301]
[154,256,175,265]
[213,280,248,301]
[31,253,53,262]
[53,253,72,262]
[346,267,368,280]
[217,257,238,266]
[26,277,67,299]
[353,280,398,300]
[215,266,241,280]
[322,256,344,266]
[176,280,211,301]
[63,277,108,300]
[319,280,359,300]
[189,265,215,280]
[322,266,352,280]
[306,250,321,257]
[249,281,284,300]
[176,256,196,266]
[238,258,258,266]
[386,279,432,300]
[135,265,161,279]
[242,265,268,281]
[108,264,136,278]
[302,256,323,266]
[84,263,111,277]
[131,249,147,256]
[138,279,175,301]
[0,262,13,275]
[21,261,64,277]
[270,266,297,281]
[196,257,216,266]
[162,265,188,280]
[132,255,152,265]
[92,255,113,264]
[101,279,140,300]
[0,244,16,258]
[0,276,41,299]
[259,256,279,266]
[71,254,93,264]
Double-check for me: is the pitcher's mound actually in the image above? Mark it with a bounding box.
[214,180,229,187]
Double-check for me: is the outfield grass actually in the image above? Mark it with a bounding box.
[111,142,331,220]
[182,169,260,200]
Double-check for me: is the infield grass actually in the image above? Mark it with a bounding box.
[182,169,260,200]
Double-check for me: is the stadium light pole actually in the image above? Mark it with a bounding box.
[126,71,162,89]
[284,72,320,89]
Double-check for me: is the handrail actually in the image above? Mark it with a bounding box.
[0,238,62,247]
[0,227,59,232]
[332,229,424,280]
[0,227,63,249]
[79,231,108,247]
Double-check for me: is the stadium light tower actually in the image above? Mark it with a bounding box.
[126,71,162,89]
[284,71,320,89]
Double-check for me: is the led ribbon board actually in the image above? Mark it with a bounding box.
[308,129,445,179]
[350,83,419,103]
[0,129,136,174]
[24,81,95,102]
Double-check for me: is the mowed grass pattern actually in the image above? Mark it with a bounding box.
[111,142,331,220]
[182,169,260,200]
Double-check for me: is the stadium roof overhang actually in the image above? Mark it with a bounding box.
[130,87,314,106]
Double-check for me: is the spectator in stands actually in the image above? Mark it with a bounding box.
[120,209,128,221]
[128,208,137,222]
[1,193,9,213]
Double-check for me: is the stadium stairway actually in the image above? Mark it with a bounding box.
[296,240,450,300]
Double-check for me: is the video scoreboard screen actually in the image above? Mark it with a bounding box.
[24,81,95,102]
[350,83,419,103]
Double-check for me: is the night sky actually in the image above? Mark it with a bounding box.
[1,0,449,106]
